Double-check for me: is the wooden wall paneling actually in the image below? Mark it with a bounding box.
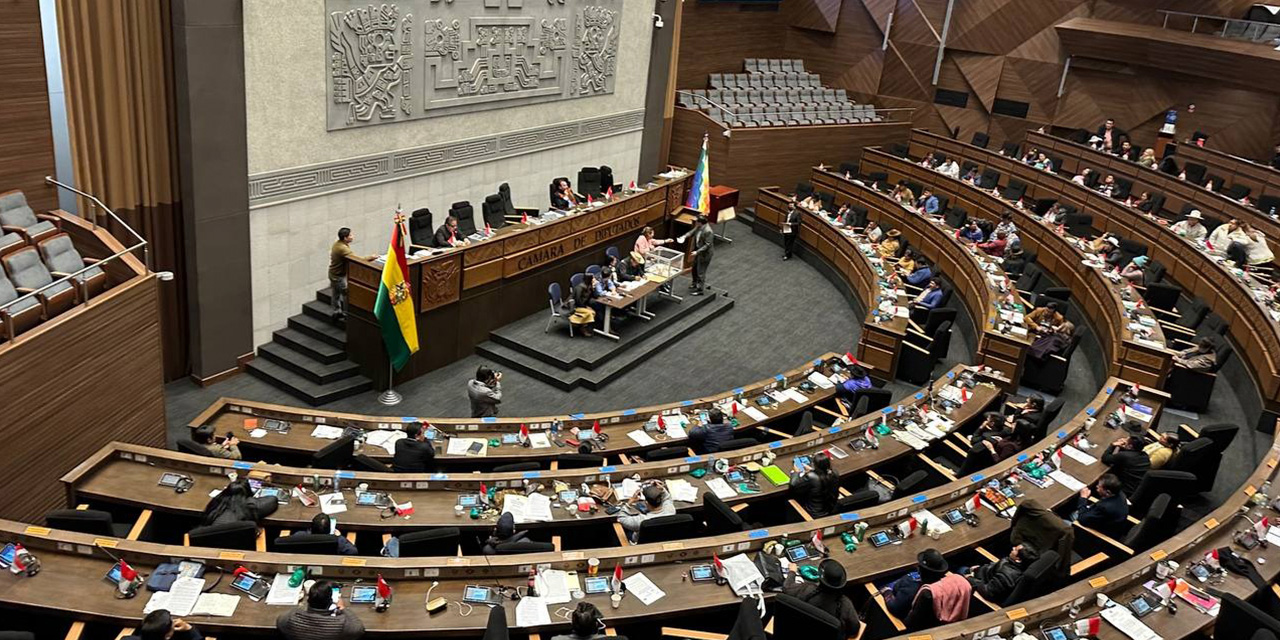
[951,52,1003,112]
[0,276,165,521]
[1089,0,1258,26]
[946,0,1085,56]
[783,0,842,34]
[675,2,783,89]
[0,0,57,211]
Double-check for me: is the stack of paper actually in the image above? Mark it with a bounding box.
[319,492,347,515]
[1060,445,1097,465]
[310,425,344,439]
[364,430,406,455]
[1049,469,1085,492]
[627,430,657,446]
[617,478,642,500]
[191,593,240,617]
[164,576,206,616]
[267,573,303,605]
[528,432,551,448]
[807,371,835,389]
[622,573,666,605]
[534,569,573,605]
[782,388,808,404]
[706,478,737,500]
[515,596,552,627]
[446,437,488,456]
[504,493,554,524]
[667,479,699,503]
[742,406,769,422]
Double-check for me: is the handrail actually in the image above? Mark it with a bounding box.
[1,179,151,319]
[1157,8,1280,42]
[674,90,915,124]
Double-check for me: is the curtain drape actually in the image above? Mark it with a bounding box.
[57,0,188,381]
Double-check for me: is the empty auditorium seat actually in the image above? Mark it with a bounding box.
[38,234,105,299]
[635,514,701,544]
[396,527,461,557]
[188,521,259,551]
[2,246,75,318]
[408,208,433,247]
[0,268,41,340]
[0,191,58,243]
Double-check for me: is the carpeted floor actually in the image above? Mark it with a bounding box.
[165,217,1267,514]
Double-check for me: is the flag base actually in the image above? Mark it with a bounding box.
[378,389,403,405]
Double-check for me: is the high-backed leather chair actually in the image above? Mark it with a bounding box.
[45,509,130,537]
[556,453,604,469]
[311,435,355,469]
[274,533,343,555]
[396,527,460,557]
[971,132,990,148]
[499,182,538,220]
[838,489,880,512]
[703,493,751,535]
[408,208,433,247]
[176,439,210,457]
[890,470,929,500]
[635,514,700,544]
[354,454,392,472]
[577,167,603,197]
[978,169,1000,190]
[38,234,105,298]
[1128,470,1198,517]
[1000,550,1060,606]
[1122,493,1179,551]
[449,201,477,236]
[772,593,844,639]
[943,206,968,228]
[1021,325,1083,395]
[493,461,541,473]
[2,246,75,317]
[1166,338,1232,413]
[599,166,617,192]
[1165,437,1220,492]
[490,538,556,555]
[188,521,258,550]
[848,388,892,415]
[898,320,951,384]
[481,194,506,231]
[643,446,688,462]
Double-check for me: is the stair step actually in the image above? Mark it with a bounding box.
[288,313,346,348]
[315,288,333,305]
[245,358,372,406]
[302,300,340,324]
[257,342,362,385]
[272,328,346,364]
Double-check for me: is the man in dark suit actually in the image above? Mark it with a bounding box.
[690,215,714,295]
[433,215,459,248]
[782,204,801,260]
[1100,435,1151,496]
[1071,473,1129,537]
[1095,118,1121,153]
[393,422,436,472]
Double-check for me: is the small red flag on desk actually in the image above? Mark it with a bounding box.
[971,493,982,511]
[731,401,738,417]
[606,186,614,200]
[629,180,636,190]
[960,387,970,403]
[593,420,602,435]
[10,545,28,573]
[657,415,666,431]
[587,194,594,206]
[521,211,529,224]
[479,483,488,503]
[844,352,857,365]
[484,222,492,236]
[712,553,724,575]
[520,423,529,439]
[119,559,138,582]
[377,574,392,599]
[614,563,624,583]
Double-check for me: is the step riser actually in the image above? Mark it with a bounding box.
[476,346,577,391]
[583,300,733,390]
[302,302,337,324]
[273,330,345,364]
[288,316,346,349]
[246,361,372,406]
[258,347,360,385]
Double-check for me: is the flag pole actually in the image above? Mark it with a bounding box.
[379,351,402,405]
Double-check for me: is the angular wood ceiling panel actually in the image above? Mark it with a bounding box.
[948,0,1086,55]
[952,52,1003,111]
[785,0,842,34]
[860,0,897,34]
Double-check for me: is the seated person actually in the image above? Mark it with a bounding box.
[1119,255,1149,284]
[959,221,984,243]
[864,220,884,243]
[789,452,839,518]
[884,549,971,627]
[1241,224,1274,267]
[1028,319,1074,360]
[278,513,358,555]
[977,230,1008,257]
[1071,168,1092,186]
[977,418,1037,462]
[1011,499,1073,574]
[1174,337,1217,371]
[783,559,862,637]
[1138,148,1159,170]
[905,258,934,286]
[433,215,460,248]
[1072,473,1129,537]
[392,422,435,472]
[199,477,278,527]
[1096,237,1124,268]
[1042,203,1069,225]
[594,266,620,301]
[1004,394,1046,428]
[877,229,902,258]
[896,248,917,276]
[1116,140,1138,161]
[920,152,938,168]
[913,278,944,311]
[962,167,981,183]
[570,272,599,336]
[1171,210,1207,242]
[994,212,1019,240]
[552,178,580,209]
[634,226,671,256]
[1033,153,1053,171]
[551,602,608,640]
[276,580,365,640]
[129,610,204,640]
[605,254,637,282]
[917,189,940,215]
[1101,436,1151,496]
[832,203,852,225]
[1144,432,1180,470]
[836,364,874,404]
[1002,245,1028,278]
[688,408,733,454]
[617,251,646,281]
[800,194,822,212]
[482,512,531,555]
[891,183,916,207]
[1097,174,1118,198]
[1087,233,1114,254]
[972,411,1009,440]
[1020,148,1039,164]
[1025,302,1064,336]
[964,544,1039,604]
[617,481,675,541]
[192,425,241,460]
[938,159,960,179]
[1207,219,1247,257]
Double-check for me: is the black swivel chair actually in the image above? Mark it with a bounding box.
[1195,423,1238,486]
[1225,183,1253,201]
[1258,195,1280,216]
[1020,324,1083,395]
[1217,594,1280,640]
[450,202,477,236]
[1113,177,1133,200]
[1142,282,1179,312]
[312,435,355,469]
[493,461,541,473]
[1031,287,1071,308]
[943,206,968,228]
[1064,212,1094,238]
[1000,142,1020,157]
[491,539,556,554]
[795,182,814,199]
[1165,437,1221,492]
[1165,338,1233,413]
[644,446,688,462]
[1000,179,1027,202]
[1128,470,1198,517]
[791,410,815,437]
[1122,494,1180,551]
[1116,238,1147,265]
[557,453,605,469]
[354,454,392,472]
[44,509,131,537]
[907,308,956,345]
[635,514,701,544]
[409,208,433,247]
[849,388,892,415]
[274,533,342,555]
[177,439,210,457]
[846,205,869,228]
[396,527,461,557]
[703,493,751,535]
[898,320,952,385]
[599,165,618,192]
[978,169,1000,190]
[838,489,880,513]
[971,132,990,148]
[187,521,259,550]
[890,470,929,500]
[771,593,844,640]
[577,167,603,197]
[889,143,909,158]
[719,437,761,452]
[999,550,1060,606]
[499,182,538,220]
[481,194,506,231]
[1183,162,1208,185]
[838,161,860,177]
[1014,265,1042,295]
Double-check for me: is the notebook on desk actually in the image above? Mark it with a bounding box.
[759,465,791,486]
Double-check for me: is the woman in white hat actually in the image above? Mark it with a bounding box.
[1170,210,1207,243]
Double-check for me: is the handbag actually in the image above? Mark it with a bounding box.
[752,552,785,592]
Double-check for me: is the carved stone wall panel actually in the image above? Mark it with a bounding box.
[327,0,622,130]
[420,255,462,311]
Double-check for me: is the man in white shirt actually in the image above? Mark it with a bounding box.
[1207,219,1247,256]
[938,159,960,179]
[1170,210,1207,243]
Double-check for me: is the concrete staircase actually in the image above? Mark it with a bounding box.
[245,289,373,405]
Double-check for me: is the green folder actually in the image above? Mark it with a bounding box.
[760,465,791,486]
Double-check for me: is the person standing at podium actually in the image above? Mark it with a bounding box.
[329,227,376,321]
[690,215,714,295]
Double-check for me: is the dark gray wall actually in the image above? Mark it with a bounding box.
[639,0,680,177]
[172,0,253,381]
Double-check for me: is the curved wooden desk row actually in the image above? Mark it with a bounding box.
[888,423,1280,640]
[3,381,1147,635]
[755,178,1033,386]
[341,169,693,384]
[68,369,1001,534]
[1022,131,1280,248]
[1177,142,1280,205]
[191,355,843,466]
[908,128,1280,408]
[856,150,1174,391]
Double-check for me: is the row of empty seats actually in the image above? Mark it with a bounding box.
[682,58,883,129]
[744,57,807,74]
[710,71,823,90]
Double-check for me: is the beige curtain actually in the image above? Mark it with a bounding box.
[57,0,189,380]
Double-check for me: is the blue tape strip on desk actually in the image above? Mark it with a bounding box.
[1016,454,1028,462]
[948,371,955,378]
[402,417,416,423]
[970,474,984,482]
[685,456,702,464]
[1086,407,1096,416]
[622,410,637,416]
[915,393,924,400]
[1058,430,1068,439]
[1105,387,1113,395]
[748,530,769,539]
[829,426,841,434]
[841,513,861,521]
[598,466,617,473]
[431,473,449,480]
[523,471,542,478]
[682,400,694,406]
[483,417,497,423]
[571,413,586,420]
[769,441,783,449]
[912,495,927,503]
[734,388,745,394]
[232,462,252,470]
[775,375,786,382]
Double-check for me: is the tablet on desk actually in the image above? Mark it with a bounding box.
[255,486,289,504]
[689,565,716,582]
[350,586,377,604]
[1042,626,1071,640]
[501,433,520,445]
[943,509,965,525]
[463,585,503,605]
[230,573,271,601]
[355,491,390,507]
[0,543,14,569]
[103,561,124,584]
[457,494,480,507]
[869,531,895,547]
[785,546,811,562]
[158,472,187,488]
[726,470,745,483]
[583,577,611,594]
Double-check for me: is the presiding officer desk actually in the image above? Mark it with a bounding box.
[1025,130,1280,248]
[858,148,1175,391]
[73,366,1001,538]
[189,356,850,469]
[908,128,1280,409]
[2,380,1167,636]
[757,174,1034,386]
[342,169,693,387]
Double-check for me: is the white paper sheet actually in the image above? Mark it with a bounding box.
[617,478,642,500]
[319,492,347,515]
[742,406,769,422]
[515,596,552,627]
[1049,469,1086,492]
[706,478,737,500]
[627,430,657,446]
[783,388,809,404]
[504,493,554,524]
[249,428,268,438]
[667,479,699,503]
[1100,604,1163,640]
[191,593,240,617]
[535,569,572,605]
[446,437,488,456]
[807,371,835,389]
[528,432,551,449]
[310,425,344,439]
[364,430,406,455]
[622,572,666,606]
[267,573,303,606]
[143,591,172,614]
[1060,445,1097,465]
[911,509,953,534]
[164,576,206,616]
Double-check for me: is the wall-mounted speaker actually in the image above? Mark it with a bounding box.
[993,99,1030,118]
[933,88,969,108]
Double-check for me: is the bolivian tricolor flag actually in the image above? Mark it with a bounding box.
[374,212,419,371]
[685,133,711,213]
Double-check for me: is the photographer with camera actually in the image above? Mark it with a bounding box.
[468,366,504,418]
[192,425,241,460]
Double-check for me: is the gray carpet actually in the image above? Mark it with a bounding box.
[165,217,1268,513]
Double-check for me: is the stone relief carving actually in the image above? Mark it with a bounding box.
[326,0,622,130]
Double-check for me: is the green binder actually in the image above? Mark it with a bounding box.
[760,465,791,486]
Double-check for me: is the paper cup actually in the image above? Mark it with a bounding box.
[610,593,623,609]
[588,558,600,576]
[454,505,464,517]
